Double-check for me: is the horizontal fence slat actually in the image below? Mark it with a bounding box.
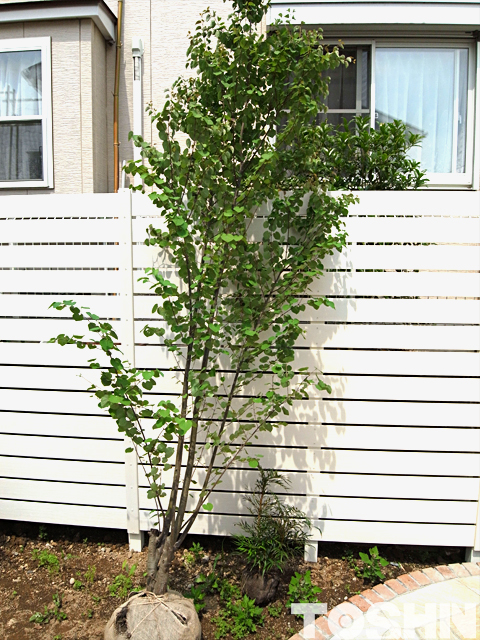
[345,190,480,219]
[344,216,480,244]
[0,246,121,269]
[0,434,126,462]
[162,445,479,476]
[133,244,480,272]
[2,367,478,404]
[133,269,480,298]
[134,345,480,377]
[0,318,122,342]
[0,192,129,220]
[136,467,479,501]
[1,294,122,318]
[0,456,125,484]
[1,218,120,243]
[138,489,476,524]
[133,321,480,350]
[2,318,479,350]
[0,499,126,529]
[1,343,478,377]
[0,478,126,508]
[311,473,479,501]
[3,388,478,427]
[1,270,122,294]
[137,511,476,546]
[316,449,480,477]
[133,296,480,324]
[0,342,112,367]
[0,411,120,438]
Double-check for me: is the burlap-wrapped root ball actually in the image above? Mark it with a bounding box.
[104,591,201,640]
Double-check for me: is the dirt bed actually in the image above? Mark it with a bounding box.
[0,520,464,640]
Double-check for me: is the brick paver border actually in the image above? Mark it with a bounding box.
[287,562,480,640]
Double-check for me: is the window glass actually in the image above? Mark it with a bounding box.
[375,48,468,174]
[0,50,42,117]
[322,45,371,121]
[0,122,43,181]
[0,47,44,183]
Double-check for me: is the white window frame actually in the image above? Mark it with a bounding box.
[0,36,53,189]
[323,38,478,189]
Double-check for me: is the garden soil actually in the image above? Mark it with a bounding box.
[0,520,464,640]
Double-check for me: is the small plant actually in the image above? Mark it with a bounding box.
[286,571,322,614]
[185,561,221,614]
[357,546,389,583]
[342,549,357,572]
[234,467,316,576]
[190,541,205,562]
[213,594,264,639]
[183,550,196,567]
[54,635,63,640]
[29,593,67,625]
[31,548,60,574]
[267,603,283,617]
[73,579,84,591]
[30,607,51,625]
[84,609,94,619]
[108,561,140,599]
[185,585,206,613]
[83,537,88,544]
[38,525,48,541]
[84,565,96,584]
[216,578,242,603]
[345,583,361,597]
[51,593,68,622]
[92,594,101,604]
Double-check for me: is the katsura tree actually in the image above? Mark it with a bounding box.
[50,0,356,595]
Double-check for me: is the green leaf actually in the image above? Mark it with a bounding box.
[202,502,213,511]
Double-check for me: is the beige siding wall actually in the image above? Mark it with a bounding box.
[0,2,241,194]
[92,23,110,193]
[103,0,233,181]
[0,18,110,194]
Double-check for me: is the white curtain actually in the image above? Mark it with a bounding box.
[0,50,43,180]
[375,48,468,174]
[0,49,42,116]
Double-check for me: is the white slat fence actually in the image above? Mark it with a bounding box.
[0,190,479,556]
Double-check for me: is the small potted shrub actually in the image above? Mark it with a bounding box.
[233,467,315,605]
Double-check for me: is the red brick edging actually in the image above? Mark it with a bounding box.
[288,562,480,640]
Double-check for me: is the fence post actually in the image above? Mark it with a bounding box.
[305,447,320,562]
[465,481,480,563]
[120,190,144,552]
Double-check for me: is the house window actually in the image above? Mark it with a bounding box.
[0,37,53,188]
[323,41,476,187]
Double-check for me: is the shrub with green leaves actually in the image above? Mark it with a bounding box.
[317,116,428,190]
[31,548,60,575]
[233,467,315,575]
[108,562,140,599]
[213,594,264,639]
[286,571,322,613]
[357,546,389,583]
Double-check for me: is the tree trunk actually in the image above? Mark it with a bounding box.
[146,531,175,595]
